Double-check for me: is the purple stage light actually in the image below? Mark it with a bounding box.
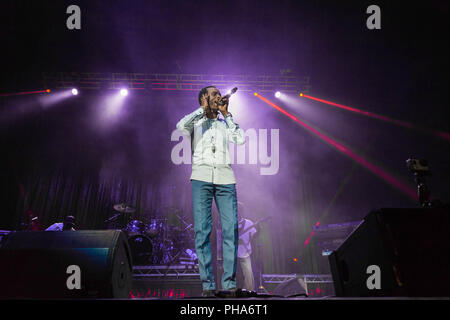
[38,89,73,108]
[72,88,78,95]
[275,91,281,98]
[120,89,128,96]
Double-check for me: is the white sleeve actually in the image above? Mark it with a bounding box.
[225,115,245,145]
[247,220,257,236]
[176,107,205,136]
[45,223,62,231]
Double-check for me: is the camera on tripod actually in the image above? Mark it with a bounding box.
[406,158,430,175]
[405,157,444,208]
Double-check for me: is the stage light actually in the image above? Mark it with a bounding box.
[38,89,74,108]
[0,89,51,97]
[254,92,258,96]
[299,93,303,97]
[71,88,78,95]
[275,91,281,98]
[99,89,129,123]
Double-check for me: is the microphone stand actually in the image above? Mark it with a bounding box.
[256,243,269,294]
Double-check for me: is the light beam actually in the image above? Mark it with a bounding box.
[255,93,418,200]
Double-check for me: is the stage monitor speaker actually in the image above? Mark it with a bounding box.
[328,208,450,297]
[273,277,307,297]
[0,230,133,299]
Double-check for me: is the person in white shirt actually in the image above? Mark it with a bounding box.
[176,86,245,297]
[216,211,258,292]
[237,214,257,291]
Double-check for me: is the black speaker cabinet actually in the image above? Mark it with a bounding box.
[0,230,133,299]
[329,208,450,297]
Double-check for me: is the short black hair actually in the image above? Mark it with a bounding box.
[63,215,76,230]
[198,86,216,105]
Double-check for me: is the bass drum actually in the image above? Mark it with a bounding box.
[152,238,176,265]
[127,234,153,266]
[124,220,147,235]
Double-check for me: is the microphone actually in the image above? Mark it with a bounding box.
[218,87,238,105]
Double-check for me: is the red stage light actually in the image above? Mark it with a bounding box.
[0,89,50,97]
[299,93,450,141]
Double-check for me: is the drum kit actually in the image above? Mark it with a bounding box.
[105,203,196,266]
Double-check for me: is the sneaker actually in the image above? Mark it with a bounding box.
[201,289,216,297]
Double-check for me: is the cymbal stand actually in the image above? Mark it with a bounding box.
[256,243,269,294]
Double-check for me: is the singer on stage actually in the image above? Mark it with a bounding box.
[176,86,245,297]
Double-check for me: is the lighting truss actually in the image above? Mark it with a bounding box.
[133,265,200,279]
[262,274,333,284]
[42,72,311,94]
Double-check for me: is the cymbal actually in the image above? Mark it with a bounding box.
[113,203,136,213]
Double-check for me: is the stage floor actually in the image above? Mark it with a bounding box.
[129,296,450,300]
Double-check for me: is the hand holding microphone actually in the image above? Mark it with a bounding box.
[217,87,238,117]
[218,87,238,106]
